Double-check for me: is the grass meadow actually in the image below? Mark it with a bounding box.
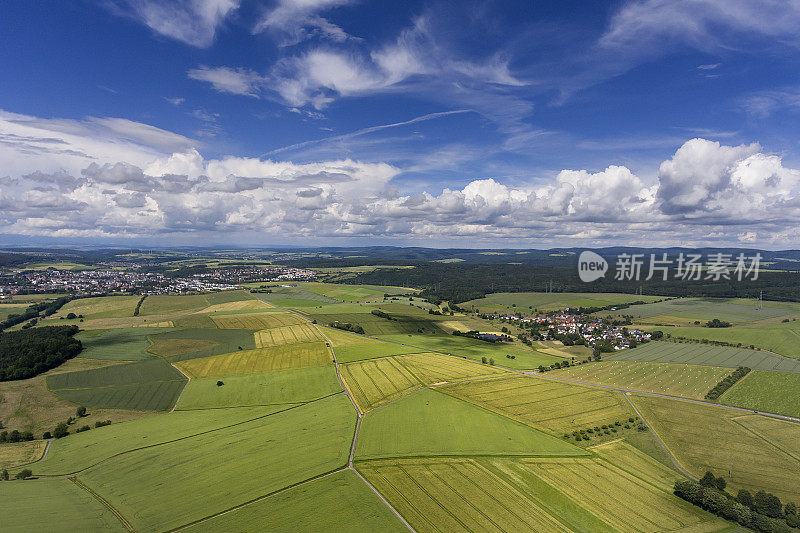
[720,370,800,417]
[176,341,332,377]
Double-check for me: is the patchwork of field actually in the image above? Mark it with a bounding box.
[176,342,332,378]
[463,291,663,313]
[76,394,355,532]
[75,327,171,361]
[24,406,281,476]
[212,311,307,330]
[440,374,634,433]
[640,322,800,358]
[610,340,800,373]
[600,297,800,325]
[340,356,421,411]
[630,394,800,501]
[148,328,256,361]
[0,478,126,531]
[378,332,562,370]
[254,323,323,346]
[174,365,342,409]
[720,370,800,417]
[47,358,187,411]
[183,469,407,533]
[0,440,47,469]
[355,388,586,459]
[549,360,730,399]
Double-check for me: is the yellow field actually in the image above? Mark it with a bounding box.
[589,440,678,492]
[395,353,509,383]
[440,374,634,433]
[254,324,324,347]
[0,440,48,469]
[436,320,471,333]
[357,458,571,532]
[736,415,800,461]
[550,361,730,400]
[211,312,307,330]
[175,342,332,378]
[631,394,800,501]
[340,357,422,411]
[200,299,273,314]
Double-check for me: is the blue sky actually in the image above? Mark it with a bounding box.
[2,0,800,247]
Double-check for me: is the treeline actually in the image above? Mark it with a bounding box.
[674,471,798,531]
[133,294,147,316]
[0,296,71,331]
[705,367,751,401]
[370,310,395,321]
[0,325,81,381]
[451,330,512,343]
[330,262,800,304]
[328,322,365,335]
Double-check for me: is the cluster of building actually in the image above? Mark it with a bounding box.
[485,311,652,350]
[0,266,316,297]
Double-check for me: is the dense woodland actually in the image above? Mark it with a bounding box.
[0,325,81,381]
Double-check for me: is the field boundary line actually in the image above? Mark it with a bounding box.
[168,362,191,412]
[623,394,696,481]
[70,476,135,532]
[350,465,417,532]
[730,418,800,463]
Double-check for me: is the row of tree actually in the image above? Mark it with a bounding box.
[328,322,365,334]
[0,296,71,331]
[705,367,751,401]
[674,471,798,531]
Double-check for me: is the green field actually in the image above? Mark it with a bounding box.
[631,394,800,501]
[138,290,253,315]
[184,469,407,533]
[175,365,342,410]
[599,297,800,325]
[0,478,126,532]
[640,321,800,358]
[333,339,427,363]
[720,370,800,417]
[440,374,635,434]
[53,295,141,319]
[47,358,187,411]
[148,328,257,361]
[212,311,307,330]
[22,406,281,475]
[0,302,31,321]
[549,360,731,399]
[610,340,800,373]
[75,327,171,361]
[378,332,563,370]
[254,323,324,346]
[463,292,663,313]
[355,388,586,459]
[176,341,332,377]
[76,394,355,531]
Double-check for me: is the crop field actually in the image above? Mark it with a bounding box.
[309,312,442,335]
[599,297,800,325]
[47,358,187,411]
[138,290,254,315]
[318,325,373,346]
[76,394,355,532]
[463,292,663,313]
[395,352,510,383]
[199,298,273,314]
[378,332,562,370]
[640,322,800,358]
[549,360,730,399]
[333,339,426,363]
[254,323,323,346]
[148,328,256,361]
[0,302,31,320]
[535,341,594,359]
[720,370,800,417]
[176,342,332,378]
[53,295,142,319]
[212,311,307,330]
[25,406,281,475]
[357,458,575,532]
[184,469,407,533]
[0,478,126,531]
[340,357,422,411]
[734,415,800,461]
[610,340,800,373]
[440,374,634,433]
[630,394,800,500]
[0,440,47,469]
[355,388,586,459]
[174,365,342,409]
[76,327,171,361]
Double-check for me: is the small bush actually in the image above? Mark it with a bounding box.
[15,469,33,480]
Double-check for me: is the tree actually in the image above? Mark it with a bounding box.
[14,469,32,480]
[42,431,51,439]
[66,312,77,319]
[0,469,8,481]
[754,490,784,518]
[481,357,487,364]
[75,406,87,417]
[714,476,727,491]
[53,422,69,439]
[700,471,717,487]
[786,502,797,516]
[216,380,224,386]
[737,489,754,508]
